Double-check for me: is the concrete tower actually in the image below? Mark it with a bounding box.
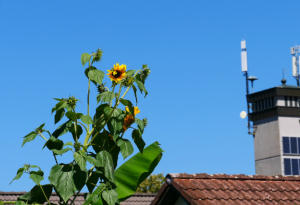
[248,85,300,176]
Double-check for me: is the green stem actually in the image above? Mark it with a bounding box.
[109,84,116,106]
[39,133,48,141]
[39,184,51,205]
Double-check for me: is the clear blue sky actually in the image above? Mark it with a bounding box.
[1,0,300,191]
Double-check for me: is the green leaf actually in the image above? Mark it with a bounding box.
[108,117,124,136]
[52,120,72,138]
[29,170,44,185]
[18,184,52,204]
[10,168,25,184]
[66,111,82,121]
[135,79,148,97]
[86,171,100,193]
[81,53,91,66]
[135,118,144,134]
[96,151,114,182]
[55,109,65,124]
[92,130,120,168]
[74,151,86,171]
[126,70,135,76]
[114,142,163,201]
[88,69,104,85]
[70,123,83,141]
[48,164,76,202]
[22,131,38,147]
[44,136,64,150]
[92,48,103,63]
[97,91,115,104]
[52,101,67,113]
[52,147,72,155]
[120,99,134,114]
[73,164,87,191]
[81,114,93,125]
[117,139,134,159]
[102,189,118,205]
[132,129,145,153]
[84,184,105,205]
[132,84,138,104]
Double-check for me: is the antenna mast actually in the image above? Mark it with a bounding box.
[291,46,300,87]
[241,40,257,135]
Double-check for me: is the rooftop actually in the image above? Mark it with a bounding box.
[152,173,300,205]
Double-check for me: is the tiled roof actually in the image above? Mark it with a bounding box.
[0,192,155,205]
[151,173,300,205]
[121,194,156,205]
[0,192,85,205]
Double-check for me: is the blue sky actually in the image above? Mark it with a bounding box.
[1,0,300,191]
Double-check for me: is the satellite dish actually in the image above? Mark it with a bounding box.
[240,111,247,119]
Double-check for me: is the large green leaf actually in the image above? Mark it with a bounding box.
[81,114,93,125]
[29,170,44,185]
[48,164,77,202]
[102,189,118,205]
[96,151,114,182]
[114,142,163,201]
[92,130,120,167]
[44,135,64,150]
[52,120,72,138]
[74,151,87,171]
[97,91,115,104]
[18,184,52,204]
[88,69,104,85]
[117,139,133,159]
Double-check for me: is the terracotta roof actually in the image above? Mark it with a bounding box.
[151,173,300,205]
[0,192,155,205]
[0,192,85,205]
[121,193,156,205]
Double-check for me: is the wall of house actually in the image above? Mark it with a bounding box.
[174,196,188,205]
[254,118,281,175]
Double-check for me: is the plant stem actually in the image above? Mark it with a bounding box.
[39,133,48,141]
[39,184,51,205]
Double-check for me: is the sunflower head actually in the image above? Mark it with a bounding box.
[107,63,127,83]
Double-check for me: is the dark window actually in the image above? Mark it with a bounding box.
[297,138,300,154]
[285,96,288,107]
[283,137,290,154]
[291,137,298,154]
[284,158,291,175]
[292,159,299,175]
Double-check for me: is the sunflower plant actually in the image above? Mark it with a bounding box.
[11,49,163,205]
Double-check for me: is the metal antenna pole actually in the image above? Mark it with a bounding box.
[244,71,251,134]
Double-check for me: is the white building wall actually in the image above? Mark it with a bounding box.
[254,119,281,175]
[278,116,300,174]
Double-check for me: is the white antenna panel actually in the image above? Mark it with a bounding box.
[241,40,248,72]
[292,55,297,77]
[241,51,248,72]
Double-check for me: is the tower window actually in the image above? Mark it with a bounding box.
[284,158,300,175]
[282,136,300,155]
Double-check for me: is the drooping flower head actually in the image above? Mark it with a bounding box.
[123,106,140,131]
[107,63,127,83]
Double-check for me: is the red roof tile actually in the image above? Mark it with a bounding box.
[151,173,300,205]
[0,192,155,205]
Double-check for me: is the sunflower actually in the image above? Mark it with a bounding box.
[107,63,127,83]
[123,106,140,131]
